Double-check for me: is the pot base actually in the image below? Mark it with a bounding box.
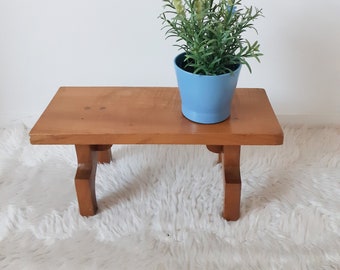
[182,108,230,124]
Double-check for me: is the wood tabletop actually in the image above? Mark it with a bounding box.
[29,87,283,145]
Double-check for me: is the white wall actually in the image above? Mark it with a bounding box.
[1,0,339,126]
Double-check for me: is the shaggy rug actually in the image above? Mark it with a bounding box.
[0,124,339,269]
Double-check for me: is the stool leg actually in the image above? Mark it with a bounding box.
[93,145,112,164]
[74,145,98,216]
[206,145,223,163]
[222,145,241,221]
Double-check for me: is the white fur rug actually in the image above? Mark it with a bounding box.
[0,124,339,269]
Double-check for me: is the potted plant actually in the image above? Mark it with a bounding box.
[160,0,263,124]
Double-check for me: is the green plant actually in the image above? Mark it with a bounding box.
[160,0,263,75]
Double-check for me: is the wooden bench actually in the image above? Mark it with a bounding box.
[30,87,283,221]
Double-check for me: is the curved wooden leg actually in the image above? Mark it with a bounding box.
[222,145,241,221]
[207,145,241,220]
[206,145,223,163]
[93,145,112,164]
[75,145,98,216]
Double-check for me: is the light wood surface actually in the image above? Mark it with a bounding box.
[29,87,283,221]
[30,87,283,146]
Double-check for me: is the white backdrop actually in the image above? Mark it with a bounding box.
[1,0,339,126]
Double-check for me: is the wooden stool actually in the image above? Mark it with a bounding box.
[30,87,283,221]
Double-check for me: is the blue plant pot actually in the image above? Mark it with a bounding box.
[174,53,241,124]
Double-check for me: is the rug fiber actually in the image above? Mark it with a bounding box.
[0,124,339,269]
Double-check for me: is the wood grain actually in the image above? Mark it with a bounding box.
[30,87,284,146]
